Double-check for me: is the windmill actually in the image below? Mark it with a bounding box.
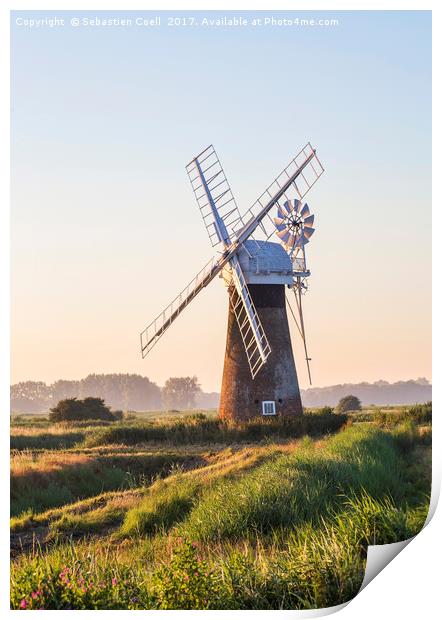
[140,143,324,421]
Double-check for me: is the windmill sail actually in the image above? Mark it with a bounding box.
[140,255,221,357]
[228,255,271,377]
[187,148,271,375]
[186,145,245,248]
[232,142,324,246]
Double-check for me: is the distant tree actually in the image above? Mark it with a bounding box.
[162,376,201,410]
[82,397,115,420]
[51,379,81,403]
[120,374,162,411]
[335,395,362,413]
[78,373,161,411]
[10,381,51,413]
[49,397,115,422]
[11,374,163,414]
[49,397,85,422]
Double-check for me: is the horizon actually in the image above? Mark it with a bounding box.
[11,10,431,392]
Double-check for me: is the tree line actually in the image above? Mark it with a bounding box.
[10,374,201,413]
[11,375,431,413]
[301,378,432,407]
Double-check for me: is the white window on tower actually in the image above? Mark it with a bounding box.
[262,400,276,416]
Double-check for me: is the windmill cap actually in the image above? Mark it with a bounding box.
[220,240,294,286]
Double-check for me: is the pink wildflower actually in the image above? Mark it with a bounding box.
[111,578,117,586]
[19,599,27,609]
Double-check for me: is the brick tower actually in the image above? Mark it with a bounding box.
[219,241,303,421]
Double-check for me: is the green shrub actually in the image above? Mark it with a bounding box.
[49,398,115,423]
[335,395,362,413]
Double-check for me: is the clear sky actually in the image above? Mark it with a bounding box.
[11,10,431,392]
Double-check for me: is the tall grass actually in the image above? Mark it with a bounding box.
[120,476,198,537]
[119,425,412,542]
[10,421,431,610]
[11,452,207,517]
[10,492,428,610]
[211,493,428,609]
[11,443,292,537]
[180,426,404,542]
[10,412,347,451]
[119,442,288,537]
[373,401,432,427]
[10,415,50,428]
[10,431,85,451]
[10,488,147,536]
[82,413,348,448]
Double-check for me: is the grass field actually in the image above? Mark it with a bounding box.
[10,405,431,610]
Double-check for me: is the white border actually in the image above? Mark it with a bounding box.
[1,2,439,618]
